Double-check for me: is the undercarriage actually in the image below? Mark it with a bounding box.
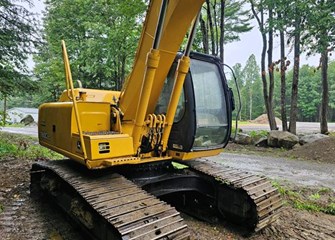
[30,159,282,239]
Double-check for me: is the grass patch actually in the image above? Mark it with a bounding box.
[272,181,335,215]
[0,132,63,160]
[249,130,268,138]
[4,123,26,127]
[172,162,188,169]
[234,121,250,125]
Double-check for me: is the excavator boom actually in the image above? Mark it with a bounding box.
[120,0,204,120]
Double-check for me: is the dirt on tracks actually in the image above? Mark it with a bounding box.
[1,157,335,240]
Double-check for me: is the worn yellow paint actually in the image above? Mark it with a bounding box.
[168,149,224,161]
[59,88,120,104]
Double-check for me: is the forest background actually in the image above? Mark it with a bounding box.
[1,0,334,134]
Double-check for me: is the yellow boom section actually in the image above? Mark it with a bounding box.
[119,0,205,121]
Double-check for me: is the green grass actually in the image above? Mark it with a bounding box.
[4,123,26,127]
[329,132,335,137]
[172,162,188,169]
[249,130,268,138]
[0,132,63,160]
[272,181,335,215]
[233,121,250,125]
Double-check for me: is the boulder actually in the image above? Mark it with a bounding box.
[267,130,299,149]
[299,133,329,145]
[20,114,34,126]
[255,137,268,147]
[235,133,253,145]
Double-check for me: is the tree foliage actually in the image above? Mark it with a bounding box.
[34,0,146,102]
[196,0,252,62]
[229,54,263,120]
[0,0,39,96]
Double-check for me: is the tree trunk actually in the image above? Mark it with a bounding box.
[200,12,209,54]
[219,0,226,62]
[249,89,253,120]
[320,50,329,134]
[279,27,288,131]
[267,7,277,130]
[120,55,126,90]
[250,2,277,130]
[288,18,301,135]
[213,0,219,55]
[206,0,215,55]
[3,95,7,126]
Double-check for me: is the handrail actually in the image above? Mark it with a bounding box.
[61,40,87,160]
[62,41,72,100]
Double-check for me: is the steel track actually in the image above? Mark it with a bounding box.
[31,158,282,239]
[31,161,190,240]
[183,158,282,232]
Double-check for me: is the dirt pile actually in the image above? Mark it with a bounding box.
[289,137,335,164]
[252,114,282,125]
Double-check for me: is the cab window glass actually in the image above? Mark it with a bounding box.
[155,63,185,122]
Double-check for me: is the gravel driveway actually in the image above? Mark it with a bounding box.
[211,152,335,190]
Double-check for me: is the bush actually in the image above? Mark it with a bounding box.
[0,132,62,160]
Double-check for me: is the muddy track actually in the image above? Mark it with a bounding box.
[1,158,334,240]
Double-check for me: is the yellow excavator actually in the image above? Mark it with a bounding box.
[31,0,282,239]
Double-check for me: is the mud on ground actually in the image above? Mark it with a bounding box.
[289,137,335,164]
[1,157,334,240]
[226,136,335,164]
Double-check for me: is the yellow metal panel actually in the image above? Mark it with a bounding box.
[168,149,223,160]
[76,102,111,132]
[86,156,172,169]
[59,88,120,104]
[39,101,113,161]
[39,102,73,153]
[71,133,134,161]
[40,140,86,165]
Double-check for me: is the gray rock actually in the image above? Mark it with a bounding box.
[292,143,301,150]
[299,133,329,145]
[20,114,34,126]
[267,130,299,149]
[235,133,253,145]
[255,137,268,147]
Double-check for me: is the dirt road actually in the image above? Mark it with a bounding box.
[1,126,38,137]
[239,122,335,134]
[213,153,335,190]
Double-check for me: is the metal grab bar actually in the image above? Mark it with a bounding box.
[61,40,87,160]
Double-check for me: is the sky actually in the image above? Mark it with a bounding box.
[28,0,330,70]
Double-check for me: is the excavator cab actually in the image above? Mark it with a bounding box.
[157,52,232,153]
